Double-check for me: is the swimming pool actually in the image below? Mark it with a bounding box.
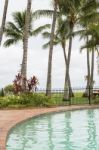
[6,109,99,150]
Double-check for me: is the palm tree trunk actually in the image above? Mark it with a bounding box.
[83,46,90,97]
[63,24,73,100]
[90,48,94,96]
[46,0,57,97]
[0,0,9,45]
[87,48,90,94]
[21,0,32,90]
[62,43,74,97]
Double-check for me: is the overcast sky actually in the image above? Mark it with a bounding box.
[0,0,99,89]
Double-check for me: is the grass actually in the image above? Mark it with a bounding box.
[51,92,99,105]
[0,92,99,109]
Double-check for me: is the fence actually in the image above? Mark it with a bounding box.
[36,87,99,105]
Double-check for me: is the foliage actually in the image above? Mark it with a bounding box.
[4,11,50,47]
[13,73,39,94]
[4,84,14,94]
[0,93,55,108]
[0,91,99,109]
[0,88,5,97]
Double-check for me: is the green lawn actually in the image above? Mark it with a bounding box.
[0,92,99,109]
[51,92,99,106]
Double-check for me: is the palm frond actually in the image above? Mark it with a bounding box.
[42,41,50,49]
[43,39,60,49]
[5,22,21,33]
[12,11,26,29]
[31,24,51,36]
[3,38,20,47]
[33,10,54,19]
[81,39,99,50]
[72,29,86,37]
[42,31,51,39]
[81,0,99,13]
[4,26,22,39]
[12,11,33,30]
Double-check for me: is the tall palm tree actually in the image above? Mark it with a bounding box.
[46,0,58,97]
[69,0,99,97]
[59,0,84,100]
[80,0,99,96]
[81,24,99,96]
[34,0,83,98]
[42,16,74,97]
[21,0,32,90]
[0,0,9,45]
[4,11,50,90]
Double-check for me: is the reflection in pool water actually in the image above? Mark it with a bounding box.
[7,109,99,150]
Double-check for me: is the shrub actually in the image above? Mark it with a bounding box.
[0,88,5,97]
[0,93,55,108]
[13,74,39,94]
[4,84,14,95]
[0,97,9,108]
[93,99,99,104]
[19,93,54,107]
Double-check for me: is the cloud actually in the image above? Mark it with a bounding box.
[0,0,99,89]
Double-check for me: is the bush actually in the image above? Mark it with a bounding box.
[0,97,9,108]
[0,93,55,108]
[0,88,5,97]
[4,84,14,95]
[93,99,99,104]
[13,74,39,94]
[19,93,55,107]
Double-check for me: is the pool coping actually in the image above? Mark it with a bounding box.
[1,105,99,150]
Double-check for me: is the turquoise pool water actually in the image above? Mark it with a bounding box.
[6,109,99,150]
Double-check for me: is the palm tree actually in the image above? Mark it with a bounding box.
[0,0,9,45]
[58,0,84,100]
[42,16,74,97]
[21,0,32,90]
[81,24,99,96]
[79,0,99,96]
[34,0,78,98]
[69,0,99,97]
[34,0,84,98]
[4,11,50,91]
[46,0,58,97]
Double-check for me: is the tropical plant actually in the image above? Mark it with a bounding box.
[68,0,99,97]
[79,0,99,96]
[46,0,58,97]
[21,0,32,90]
[33,0,86,99]
[4,84,14,94]
[57,0,85,100]
[42,16,74,97]
[13,73,39,94]
[81,26,98,97]
[34,0,75,98]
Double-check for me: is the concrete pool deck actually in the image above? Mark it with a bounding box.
[1,105,99,150]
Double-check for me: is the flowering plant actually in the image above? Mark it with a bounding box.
[13,74,39,94]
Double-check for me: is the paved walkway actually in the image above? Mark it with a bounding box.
[1,105,99,150]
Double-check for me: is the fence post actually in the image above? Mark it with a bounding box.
[89,85,91,105]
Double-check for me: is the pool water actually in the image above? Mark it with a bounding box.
[6,109,99,150]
